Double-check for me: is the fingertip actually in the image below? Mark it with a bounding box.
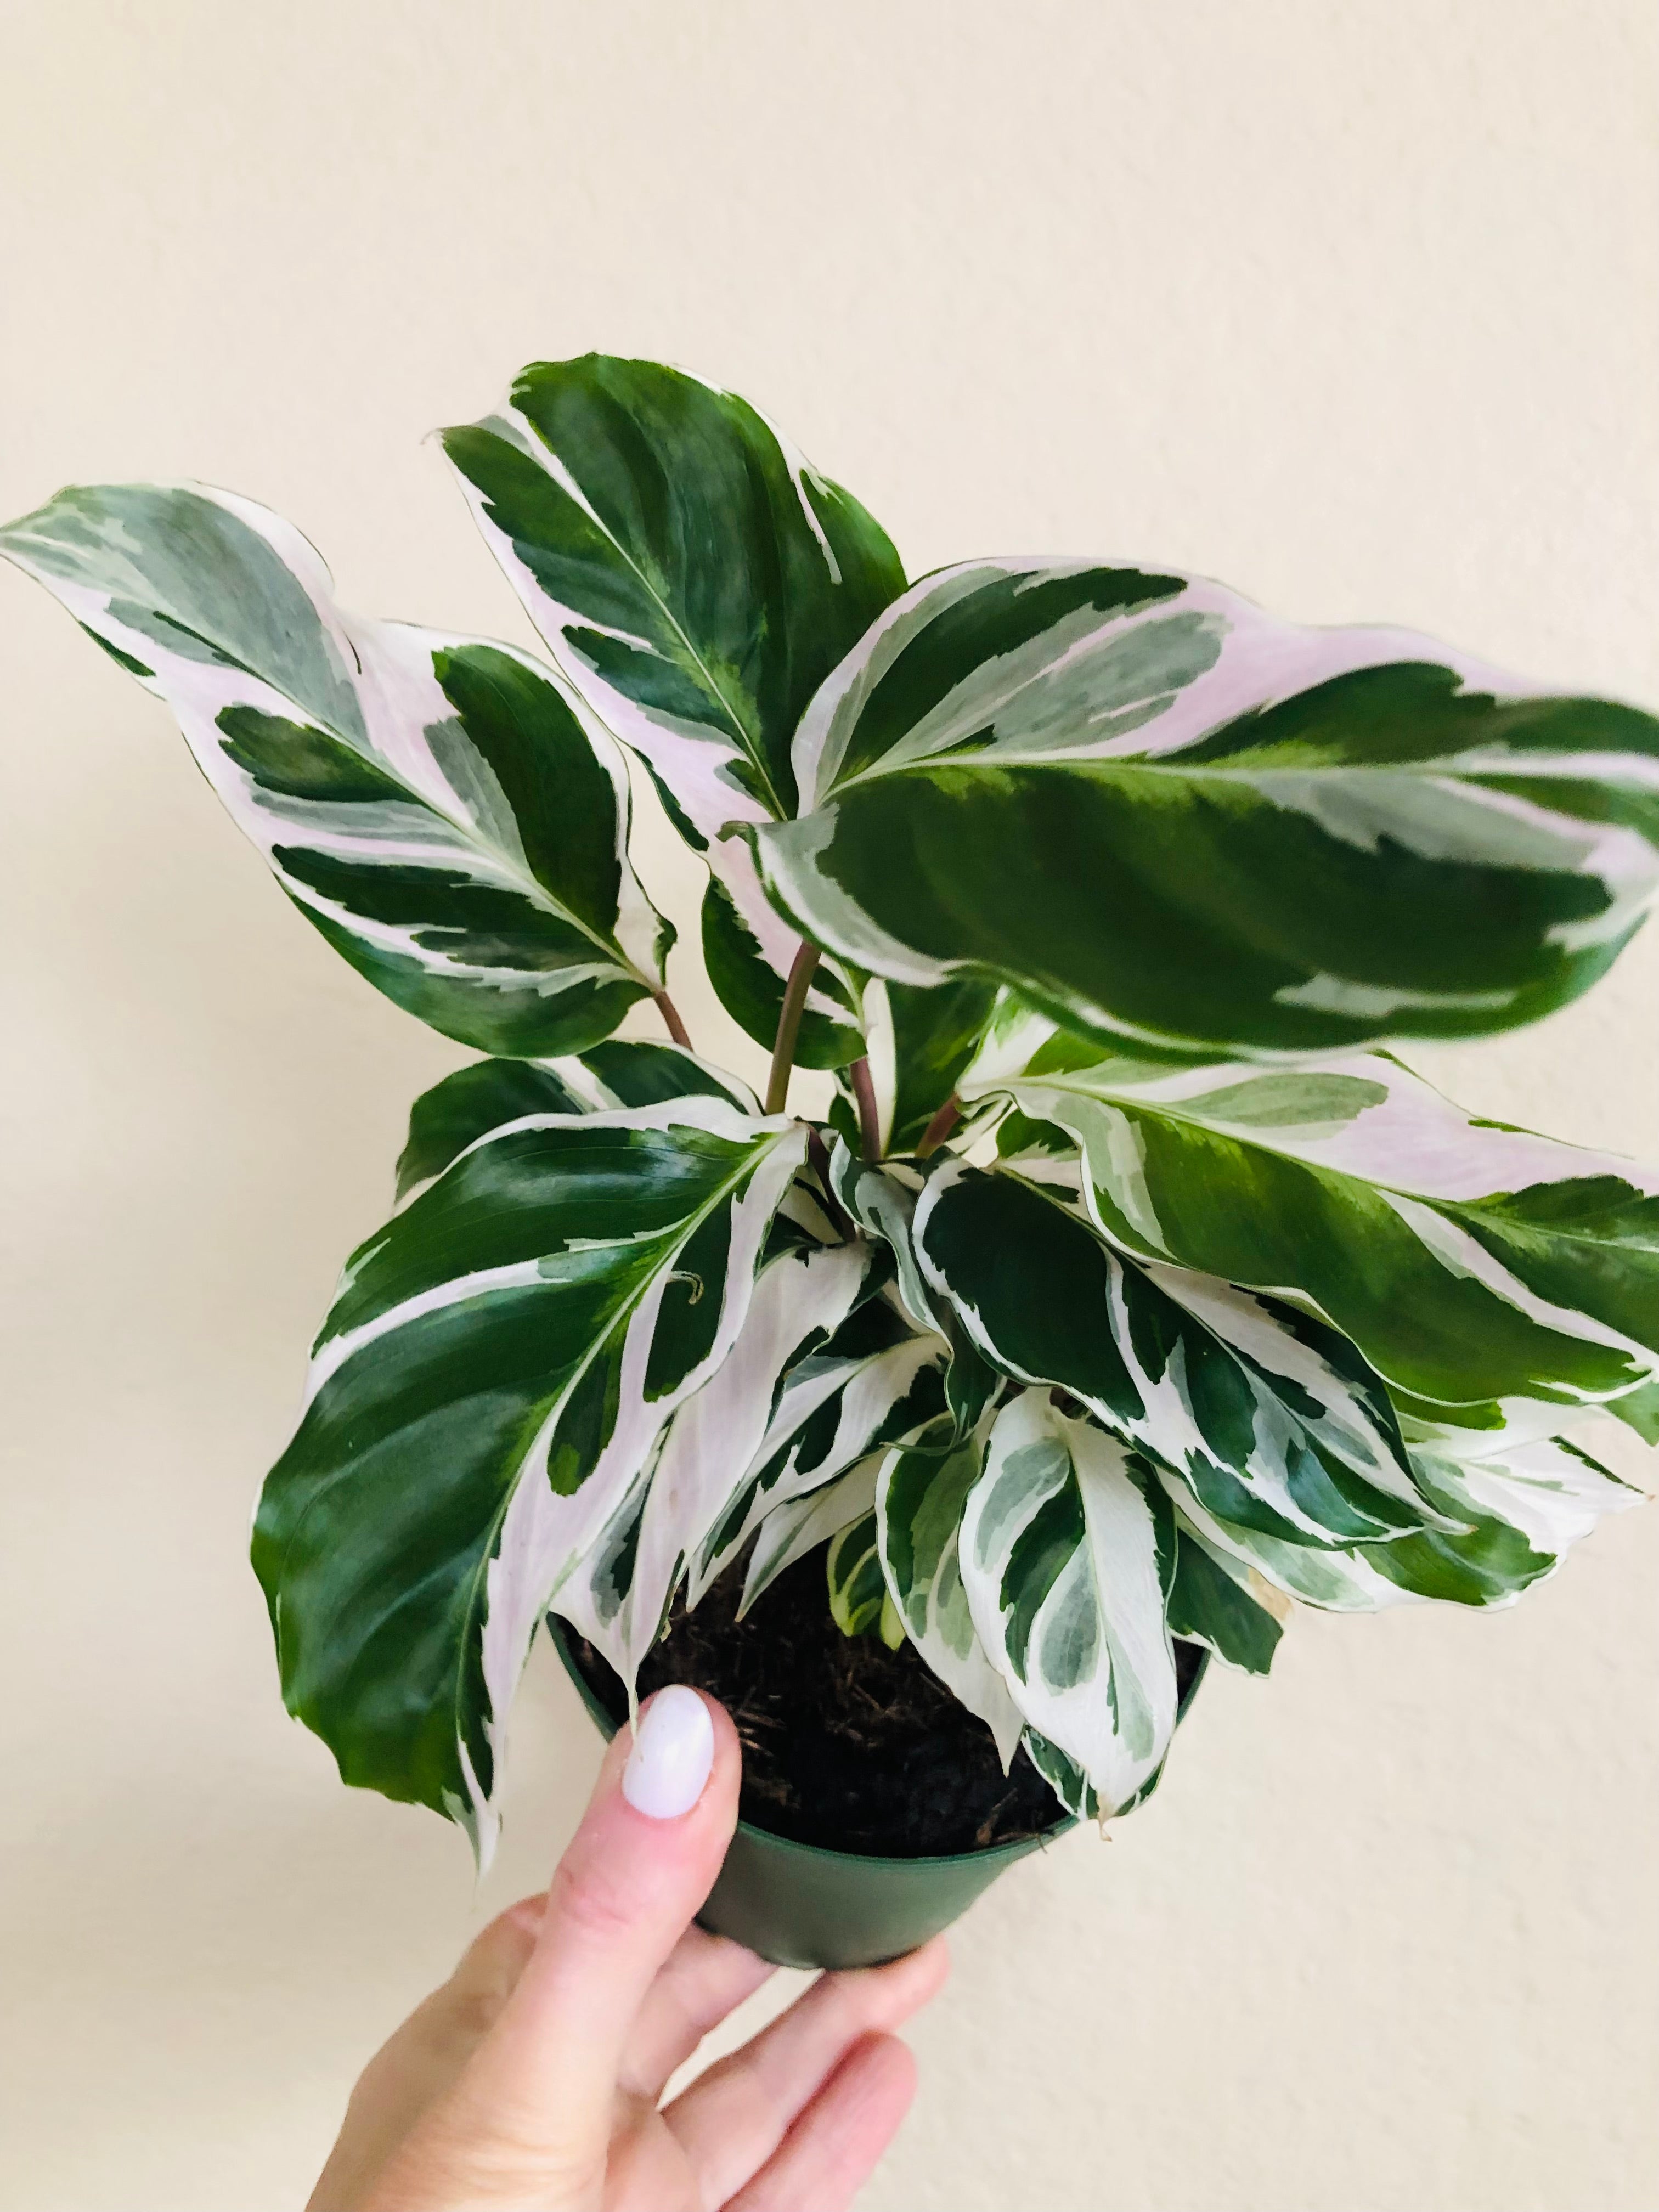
[622,1683,716,1820]
[912,1932,951,1997]
[856,1931,951,2015]
[722,2033,920,2211]
[863,2029,919,2107]
[700,1687,742,1767]
[698,1691,744,1824]
[445,1896,546,2007]
[596,1687,741,1827]
[503,1892,548,1936]
[833,2034,920,2168]
[684,1686,743,1787]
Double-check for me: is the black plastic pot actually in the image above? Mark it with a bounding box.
[549,1617,1210,1971]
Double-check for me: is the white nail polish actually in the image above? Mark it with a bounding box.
[622,1685,714,1820]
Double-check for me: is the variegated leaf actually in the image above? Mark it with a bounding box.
[694,1306,947,1604]
[0,483,672,1056]
[1609,1379,1659,1444]
[397,1059,588,1201]
[826,1148,938,1333]
[701,876,864,1069]
[1022,1728,1099,1822]
[1445,1431,1643,1553]
[1166,1431,1639,1612]
[827,1143,999,1436]
[1165,1481,1415,1611]
[741,1458,880,1615]
[877,1421,1026,1763]
[441,354,904,1041]
[960,1392,1180,1815]
[395,1040,757,1201]
[969,1045,1659,1436]
[561,1235,871,1693]
[251,1097,805,1861]
[827,1511,888,1636]
[552,1039,761,1117]
[915,1160,1437,1547]
[956,986,1065,1097]
[751,559,1659,1059]
[1165,1522,1285,1674]
[1372,1434,1641,1605]
[1022,1656,1215,1822]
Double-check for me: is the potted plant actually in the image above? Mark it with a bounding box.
[6,354,1656,1972]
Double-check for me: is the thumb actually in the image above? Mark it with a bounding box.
[469,1686,742,2140]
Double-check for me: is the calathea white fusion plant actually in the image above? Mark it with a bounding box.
[7,355,1657,1863]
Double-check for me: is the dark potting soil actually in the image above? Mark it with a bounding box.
[561,1549,1207,1857]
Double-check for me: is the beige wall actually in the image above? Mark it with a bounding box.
[3,5,1656,2206]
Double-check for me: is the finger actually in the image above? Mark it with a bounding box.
[467,1688,741,2131]
[443,1893,546,2019]
[663,1936,948,2207]
[620,1924,776,2102]
[725,2034,918,2212]
[305,1898,546,2212]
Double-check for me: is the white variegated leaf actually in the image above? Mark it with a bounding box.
[741,1458,882,1616]
[877,1424,1026,1765]
[1608,1378,1659,1444]
[693,1323,947,1605]
[956,986,1062,1096]
[827,1141,999,1435]
[562,1237,870,1693]
[968,1045,1659,1434]
[441,355,904,1039]
[541,1039,760,1118]
[827,1146,939,1334]
[752,558,1659,1059]
[915,1159,1441,1549]
[833,973,1001,1156]
[701,874,865,1070]
[1165,1517,1286,1674]
[252,1097,805,1863]
[1436,1432,1644,1554]
[1165,1429,1640,1613]
[1164,1479,1416,1611]
[1372,1433,1643,1605]
[827,1511,888,1636]
[1021,1728,1099,1821]
[961,1392,1180,1814]
[0,483,671,1056]
[395,1041,759,1201]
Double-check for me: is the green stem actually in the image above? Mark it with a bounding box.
[765,943,822,1116]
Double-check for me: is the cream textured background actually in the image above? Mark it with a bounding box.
[2,5,1656,2208]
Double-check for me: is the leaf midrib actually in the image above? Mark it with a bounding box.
[216,644,656,988]
[827,749,1585,802]
[1025,1073,1650,1262]
[523,431,791,823]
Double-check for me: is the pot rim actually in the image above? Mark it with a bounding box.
[546,1613,1078,1869]
[545,1614,1207,1875]
[724,1805,1078,1871]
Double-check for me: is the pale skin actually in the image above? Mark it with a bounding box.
[309,1693,949,2211]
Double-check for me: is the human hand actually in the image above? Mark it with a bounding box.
[308,1686,949,2210]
